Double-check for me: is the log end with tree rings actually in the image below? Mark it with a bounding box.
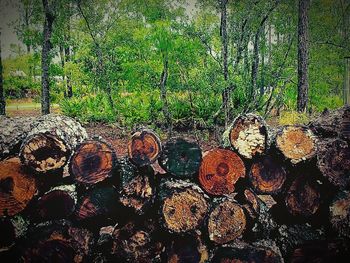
[70,139,117,185]
[198,148,245,196]
[275,126,317,164]
[208,199,246,244]
[160,180,208,233]
[0,158,36,217]
[229,114,268,159]
[249,156,287,194]
[128,129,161,167]
[159,138,202,179]
[329,191,350,238]
[20,133,70,173]
[285,177,321,217]
[317,139,350,189]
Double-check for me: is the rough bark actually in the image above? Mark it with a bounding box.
[128,129,161,167]
[19,114,88,173]
[65,14,73,98]
[317,138,350,189]
[275,126,317,164]
[297,0,310,112]
[159,179,209,234]
[159,138,202,179]
[69,138,117,185]
[223,113,269,159]
[41,0,55,115]
[198,148,245,196]
[0,31,5,116]
[0,116,36,160]
[208,197,246,244]
[0,158,37,217]
[329,191,350,238]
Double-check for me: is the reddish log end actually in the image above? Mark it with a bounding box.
[128,129,161,167]
[0,158,36,216]
[199,148,245,196]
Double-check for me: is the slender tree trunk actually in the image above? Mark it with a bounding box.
[297,0,310,112]
[65,20,72,98]
[160,54,172,135]
[41,0,55,115]
[0,31,5,115]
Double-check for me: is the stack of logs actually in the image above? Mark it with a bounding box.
[0,107,349,262]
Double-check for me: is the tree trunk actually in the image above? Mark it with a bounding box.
[0,31,5,116]
[65,5,73,98]
[41,0,55,115]
[160,55,172,134]
[297,0,310,112]
[198,148,245,196]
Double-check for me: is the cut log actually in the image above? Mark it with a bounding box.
[35,184,76,221]
[249,156,287,194]
[19,114,88,173]
[224,113,269,159]
[0,158,36,216]
[208,198,246,244]
[329,191,350,238]
[317,138,350,189]
[285,177,321,217]
[198,148,245,196]
[75,186,118,221]
[164,234,209,263]
[0,116,36,160]
[128,129,161,167]
[0,215,29,252]
[112,219,163,262]
[159,138,202,179]
[69,138,117,185]
[275,126,317,164]
[118,158,155,215]
[309,105,350,140]
[20,220,93,263]
[159,179,209,233]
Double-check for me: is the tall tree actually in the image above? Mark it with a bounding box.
[297,0,310,112]
[0,30,5,115]
[41,0,56,114]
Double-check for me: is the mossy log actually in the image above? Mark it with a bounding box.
[159,138,202,179]
[275,126,317,164]
[159,179,209,233]
[249,155,287,194]
[128,129,161,167]
[0,158,37,217]
[329,191,350,238]
[69,138,117,185]
[198,148,245,196]
[317,138,350,189]
[223,113,269,159]
[19,114,87,173]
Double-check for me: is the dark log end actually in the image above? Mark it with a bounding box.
[329,191,350,238]
[128,129,161,167]
[208,200,246,244]
[0,158,36,216]
[199,148,245,196]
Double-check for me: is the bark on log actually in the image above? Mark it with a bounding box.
[198,148,245,196]
[223,113,269,159]
[309,105,350,140]
[0,215,29,253]
[317,138,350,189]
[0,116,36,160]
[249,156,287,194]
[118,158,155,215]
[34,184,76,221]
[75,186,118,221]
[275,126,317,164]
[0,158,37,217]
[128,129,161,167]
[19,114,88,173]
[159,179,209,233]
[329,191,350,238]
[285,176,321,217]
[20,220,93,262]
[208,198,246,244]
[112,219,163,262]
[159,138,202,179]
[69,138,117,185]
